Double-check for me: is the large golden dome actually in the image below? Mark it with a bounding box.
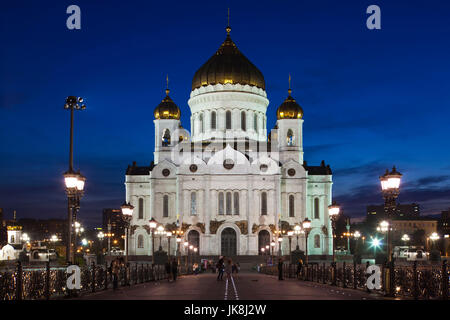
[277,89,304,120]
[154,89,181,120]
[191,28,265,91]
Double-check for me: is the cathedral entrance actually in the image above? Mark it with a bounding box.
[258,230,270,255]
[221,228,237,256]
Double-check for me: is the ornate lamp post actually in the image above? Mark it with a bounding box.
[166,231,173,259]
[121,202,134,264]
[183,241,189,267]
[380,167,402,263]
[294,225,302,250]
[63,96,86,264]
[149,218,157,264]
[287,231,294,256]
[176,236,181,261]
[328,202,340,263]
[156,225,165,251]
[302,218,312,265]
[277,236,283,257]
[270,240,275,262]
[430,232,440,252]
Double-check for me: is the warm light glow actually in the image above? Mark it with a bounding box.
[76,176,85,191]
[302,218,311,230]
[166,232,172,237]
[194,248,198,253]
[430,232,440,241]
[50,235,59,242]
[176,237,182,243]
[328,204,340,216]
[149,218,157,229]
[261,248,265,252]
[401,234,410,242]
[387,177,401,189]
[189,245,193,250]
[157,225,165,233]
[184,241,189,247]
[278,237,283,242]
[121,203,134,217]
[65,176,78,189]
[378,220,389,233]
[354,231,361,239]
[287,231,294,237]
[265,245,269,249]
[270,241,275,247]
[81,238,88,246]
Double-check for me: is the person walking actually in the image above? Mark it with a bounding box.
[165,260,172,282]
[278,257,284,280]
[112,260,119,290]
[225,259,233,281]
[296,259,303,279]
[171,257,178,282]
[216,256,224,281]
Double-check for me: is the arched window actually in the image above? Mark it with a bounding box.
[261,192,267,215]
[163,195,169,217]
[314,234,321,248]
[234,192,239,215]
[162,129,171,146]
[188,230,200,251]
[200,113,204,133]
[137,235,144,248]
[289,195,295,217]
[218,192,224,215]
[138,198,144,219]
[287,129,294,146]
[226,192,232,215]
[191,192,197,215]
[314,197,320,219]
[226,111,232,129]
[241,111,246,131]
[254,114,258,132]
[211,111,217,130]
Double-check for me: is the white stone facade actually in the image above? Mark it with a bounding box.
[125,81,334,258]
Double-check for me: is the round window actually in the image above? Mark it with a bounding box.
[189,164,198,173]
[162,169,170,177]
[288,168,296,176]
[223,159,235,170]
[260,164,268,172]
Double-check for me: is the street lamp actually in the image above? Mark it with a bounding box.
[63,96,86,264]
[294,225,302,250]
[302,218,312,265]
[270,240,276,262]
[287,231,294,257]
[149,218,157,264]
[328,202,340,263]
[121,202,134,264]
[183,241,189,267]
[277,236,283,257]
[156,225,165,251]
[380,167,402,263]
[176,235,181,259]
[166,231,173,258]
[430,232,440,252]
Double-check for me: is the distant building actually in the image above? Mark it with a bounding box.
[367,203,420,221]
[102,209,125,249]
[438,208,449,236]
[0,208,6,245]
[15,218,67,243]
[391,216,438,244]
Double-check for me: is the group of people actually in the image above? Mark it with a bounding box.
[164,257,179,282]
[215,256,240,281]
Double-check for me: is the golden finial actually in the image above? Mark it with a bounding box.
[165,74,170,96]
[226,8,231,35]
[288,74,292,96]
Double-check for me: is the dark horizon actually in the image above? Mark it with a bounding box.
[1,0,450,227]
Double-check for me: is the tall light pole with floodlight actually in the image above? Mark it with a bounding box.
[63,96,86,264]
[328,202,340,263]
[121,202,134,264]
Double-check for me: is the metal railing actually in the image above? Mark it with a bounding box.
[0,261,192,300]
[259,260,449,300]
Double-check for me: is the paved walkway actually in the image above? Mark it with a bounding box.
[78,272,386,300]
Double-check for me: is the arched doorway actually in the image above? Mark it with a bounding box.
[188,230,200,251]
[258,230,270,255]
[221,228,237,256]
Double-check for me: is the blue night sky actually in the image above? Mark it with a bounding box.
[1,0,450,226]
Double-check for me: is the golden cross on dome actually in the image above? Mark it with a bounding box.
[226,8,231,35]
[288,74,292,96]
[166,74,170,96]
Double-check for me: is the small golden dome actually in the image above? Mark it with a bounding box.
[191,28,265,91]
[277,89,303,120]
[154,89,181,120]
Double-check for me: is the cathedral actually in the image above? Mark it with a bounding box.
[124,24,334,259]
